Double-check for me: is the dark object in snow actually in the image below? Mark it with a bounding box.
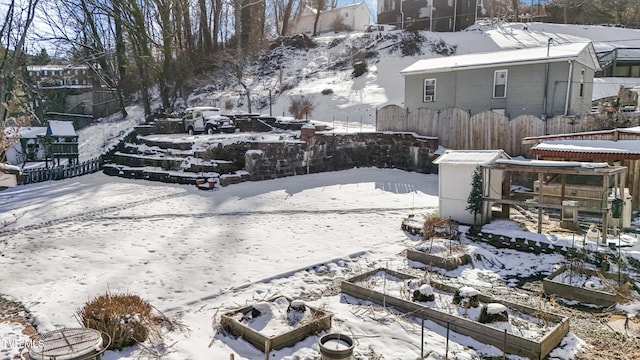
[269,34,316,51]
[195,177,217,190]
[452,286,480,307]
[352,61,367,78]
[478,303,509,324]
[287,299,306,313]
[412,284,435,302]
[318,333,355,359]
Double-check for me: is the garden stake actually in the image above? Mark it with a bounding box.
[421,316,424,359]
[503,329,507,360]
[445,321,450,359]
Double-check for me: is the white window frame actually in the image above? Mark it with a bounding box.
[423,78,436,102]
[493,69,508,98]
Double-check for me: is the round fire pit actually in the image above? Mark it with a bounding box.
[318,333,355,360]
[28,328,109,360]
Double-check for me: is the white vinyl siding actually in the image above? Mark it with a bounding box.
[424,78,436,102]
[493,69,508,98]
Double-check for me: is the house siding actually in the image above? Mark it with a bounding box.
[353,4,372,31]
[403,61,594,118]
[290,3,371,34]
[377,0,474,31]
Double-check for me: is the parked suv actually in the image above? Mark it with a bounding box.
[183,106,235,134]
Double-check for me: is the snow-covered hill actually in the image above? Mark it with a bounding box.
[182,21,640,131]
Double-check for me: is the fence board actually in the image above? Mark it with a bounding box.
[22,157,102,185]
[376,106,640,156]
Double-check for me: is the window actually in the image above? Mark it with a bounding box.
[493,69,507,98]
[423,79,436,102]
[579,68,585,97]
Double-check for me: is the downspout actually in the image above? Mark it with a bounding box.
[400,0,404,29]
[453,0,458,31]
[564,60,574,116]
[542,38,552,124]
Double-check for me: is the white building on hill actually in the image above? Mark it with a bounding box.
[289,2,372,34]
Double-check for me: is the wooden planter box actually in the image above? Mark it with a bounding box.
[220,297,332,353]
[342,268,569,360]
[543,265,632,307]
[407,248,471,270]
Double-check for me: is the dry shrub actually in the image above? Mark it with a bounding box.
[77,293,153,350]
[422,215,450,240]
[288,95,315,119]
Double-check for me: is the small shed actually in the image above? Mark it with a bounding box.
[524,126,640,211]
[483,159,628,243]
[0,163,21,188]
[42,120,79,167]
[433,150,511,225]
[5,126,47,164]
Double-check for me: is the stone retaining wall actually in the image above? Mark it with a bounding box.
[245,132,439,181]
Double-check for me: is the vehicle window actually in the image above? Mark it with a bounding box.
[202,110,219,117]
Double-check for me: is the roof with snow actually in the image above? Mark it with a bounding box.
[488,159,626,175]
[433,149,510,165]
[302,1,369,15]
[523,126,640,142]
[531,140,640,160]
[18,127,47,138]
[400,42,598,75]
[26,65,89,72]
[46,121,77,137]
[593,77,640,101]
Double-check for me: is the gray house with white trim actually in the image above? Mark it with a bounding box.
[400,42,601,118]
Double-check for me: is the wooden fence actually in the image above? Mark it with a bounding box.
[376,105,640,156]
[22,157,102,184]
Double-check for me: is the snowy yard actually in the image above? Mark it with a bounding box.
[0,168,594,359]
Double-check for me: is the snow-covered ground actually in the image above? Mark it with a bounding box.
[0,167,598,360]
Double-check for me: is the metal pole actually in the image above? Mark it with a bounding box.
[430,1,434,31]
[401,0,404,30]
[445,322,450,359]
[503,329,507,360]
[421,316,424,359]
[453,0,458,31]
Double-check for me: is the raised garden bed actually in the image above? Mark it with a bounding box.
[407,239,471,270]
[543,264,634,307]
[341,268,569,360]
[220,296,331,352]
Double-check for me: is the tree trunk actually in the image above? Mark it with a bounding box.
[212,0,223,50]
[198,0,212,53]
[114,4,128,117]
[281,0,295,35]
[313,7,321,36]
[155,0,174,110]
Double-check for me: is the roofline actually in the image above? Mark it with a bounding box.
[523,127,640,143]
[530,148,640,160]
[401,42,599,76]
[401,57,585,76]
[432,149,511,165]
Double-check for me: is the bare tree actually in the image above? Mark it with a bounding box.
[312,0,326,36]
[198,0,212,53]
[0,0,40,160]
[279,0,299,35]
